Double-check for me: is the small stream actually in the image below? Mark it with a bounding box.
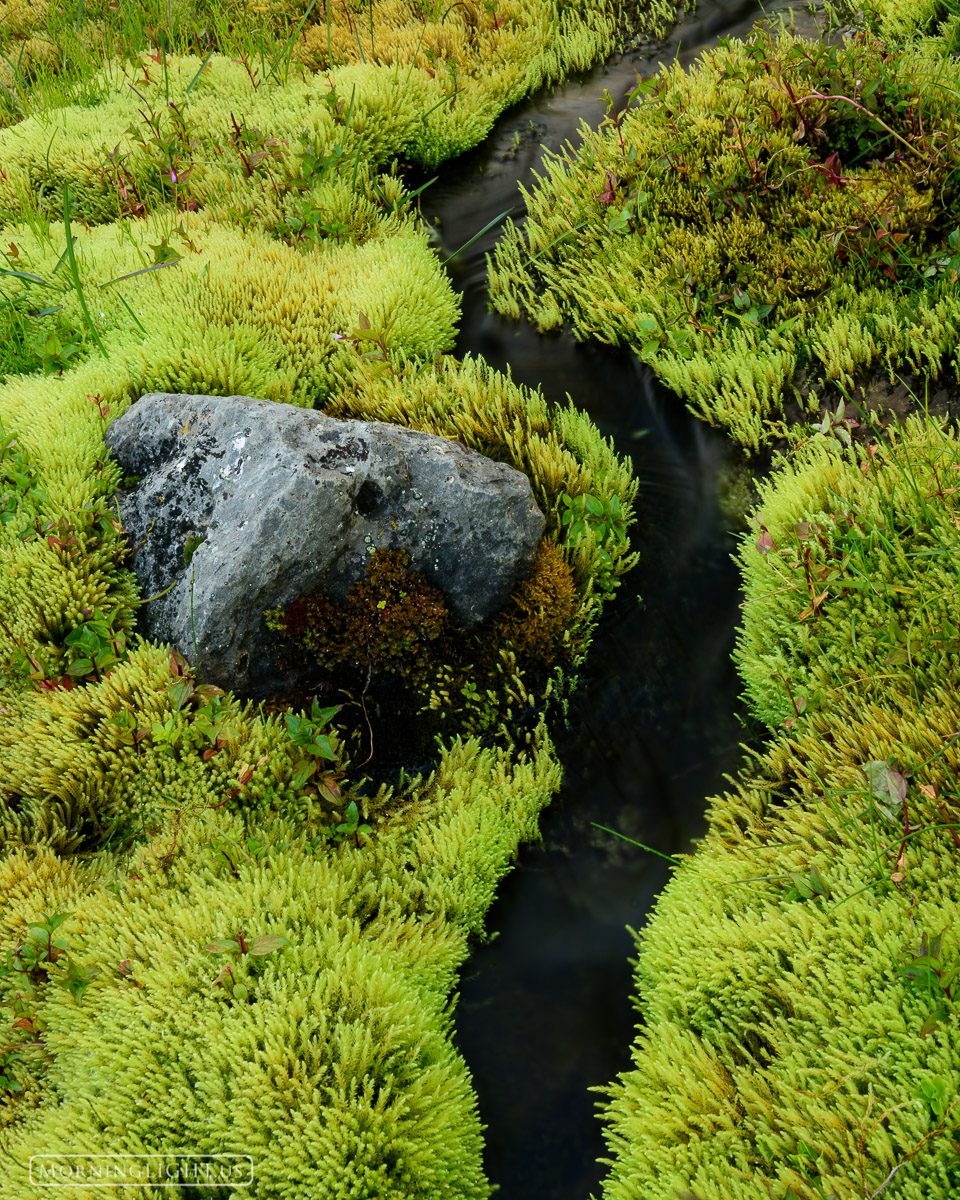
[414,1,821,1196]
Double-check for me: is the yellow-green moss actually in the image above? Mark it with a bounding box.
[0,0,646,1189]
[0,728,562,1200]
[597,417,960,1200]
[488,28,960,451]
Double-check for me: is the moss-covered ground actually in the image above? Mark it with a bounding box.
[5,0,960,1195]
[0,1,644,1196]
[597,416,960,1199]
[489,21,960,452]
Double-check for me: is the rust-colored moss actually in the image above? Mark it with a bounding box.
[265,540,580,759]
[488,540,578,666]
[268,549,451,678]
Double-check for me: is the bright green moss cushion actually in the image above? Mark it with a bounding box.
[596,419,960,1200]
[488,28,960,451]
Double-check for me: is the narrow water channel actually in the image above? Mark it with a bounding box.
[415,1,823,1195]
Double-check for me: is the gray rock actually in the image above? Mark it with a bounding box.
[104,392,545,696]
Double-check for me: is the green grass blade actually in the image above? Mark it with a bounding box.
[62,185,109,360]
[0,269,51,285]
[591,823,684,867]
[184,51,215,100]
[115,293,148,336]
[99,259,181,288]
[441,208,513,266]
[265,0,319,85]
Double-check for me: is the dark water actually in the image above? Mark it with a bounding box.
[417,2,821,1196]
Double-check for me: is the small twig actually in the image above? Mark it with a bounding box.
[793,91,928,164]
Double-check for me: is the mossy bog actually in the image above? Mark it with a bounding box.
[1,0,960,1197]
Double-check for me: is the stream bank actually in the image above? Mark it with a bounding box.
[413,2,830,1195]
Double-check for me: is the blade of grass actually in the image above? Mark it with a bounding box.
[350,136,365,191]
[420,88,463,121]
[62,185,109,360]
[0,269,51,285]
[403,175,438,205]
[523,221,588,268]
[51,238,74,277]
[115,293,149,336]
[44,127,59,176]
[266,0,319,84]
[343,82,357,134]
[371,173,437,213]
[99,259,181,287]
[441,207,513,266]
[401,21,427,89]
[184,50,215,99]
[591,823,684,867]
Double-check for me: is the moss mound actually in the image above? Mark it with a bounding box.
[0,1,642,1194]
[597,417,960,1199]
[0,0,673,163]
[489,27,960,451]
[0,732,561,1199]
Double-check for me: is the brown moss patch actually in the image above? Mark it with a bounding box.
[264,540,580,762]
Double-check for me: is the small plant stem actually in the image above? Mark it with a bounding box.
[795,92,928,165]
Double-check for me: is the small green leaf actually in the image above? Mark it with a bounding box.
[65,658,94,676]
[248,935,291,957]
[291,760,316,789]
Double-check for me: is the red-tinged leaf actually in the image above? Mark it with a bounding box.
[204,939,240,955]
[920,1012,946,1038]
[170,678,194,708]
[598,169,617,205]
[757,528,776,555]
[291,760,316,789]
[318,774,342,804]
[202,748,219,762]
[863,759,907,820]
[169,650,190,677]
[248,935,291,957]
[38,676,74,692]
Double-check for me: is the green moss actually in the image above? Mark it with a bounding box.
[488,28,960,451]
[0,0,643,1181]
[596,416,960,1200]
[735,415,960,731]
[0,728,563,1200]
